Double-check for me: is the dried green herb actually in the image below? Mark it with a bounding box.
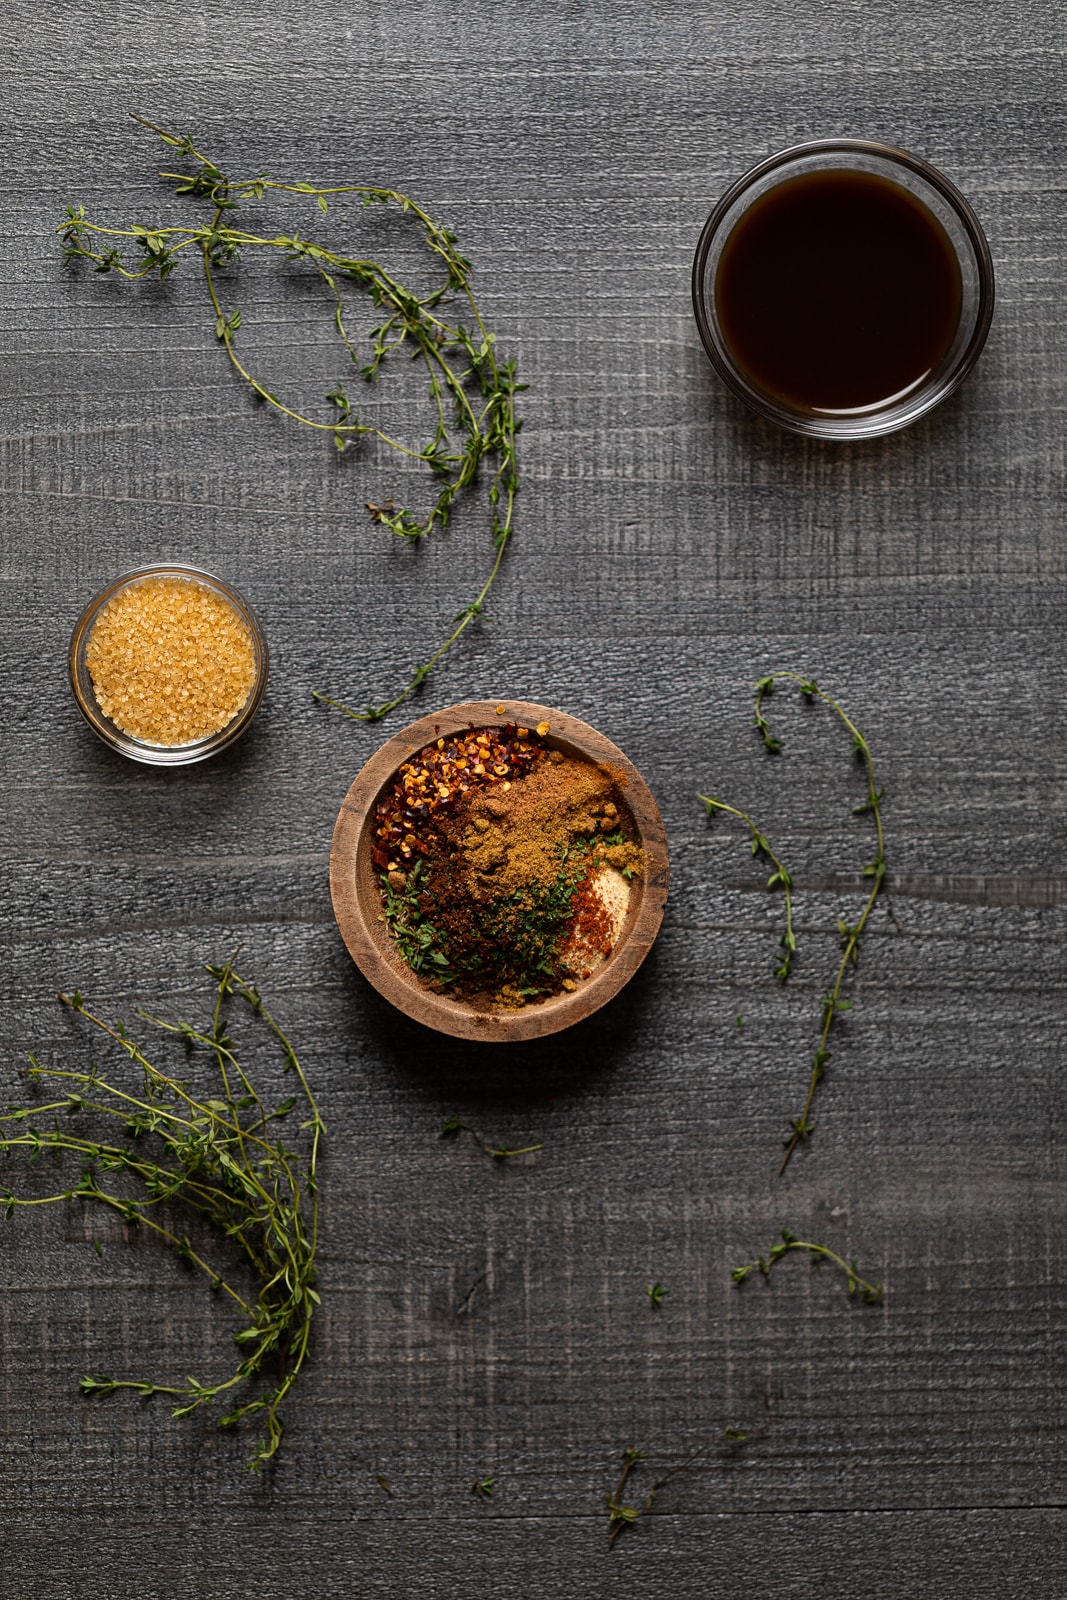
[700,672,889,1172]
[381,860,456,982]
[470,1474,495,1501]
[381,849,596,1000]
[645,1280,667,1308]
[697,796,796,980]
[58,115,524,722]
[439,1116,542,1161]
[0,960,323,1471]
[732,1227,884,1304]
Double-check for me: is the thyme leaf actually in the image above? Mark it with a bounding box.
[59,115,524,723]
[732,1227,884,1304]
[700,672,891,1172]
[698,795,797,980]
[439,1116,541,1161]
[1,958,323,1471]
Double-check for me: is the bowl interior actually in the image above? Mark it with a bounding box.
[330,700,669,1041]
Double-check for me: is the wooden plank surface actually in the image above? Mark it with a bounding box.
[2,2,1065,1595]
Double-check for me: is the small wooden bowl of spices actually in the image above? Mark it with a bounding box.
[69,564,268,765]
[330,700,669,1041]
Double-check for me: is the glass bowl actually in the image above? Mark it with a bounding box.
[69,564,269,766]
[692,139,995,440]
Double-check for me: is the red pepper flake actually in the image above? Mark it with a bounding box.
[370,723,547,870]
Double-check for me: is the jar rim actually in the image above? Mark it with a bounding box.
[68,562,269,766]
[691,139,995,440]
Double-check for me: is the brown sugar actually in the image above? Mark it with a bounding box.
[86,577,257,745]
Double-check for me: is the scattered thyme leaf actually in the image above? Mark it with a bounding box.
[732,1229,884,1304]
[439,1117,542,1162]
[606,1442,710,1549]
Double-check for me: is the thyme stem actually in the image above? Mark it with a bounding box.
[0,962,323,1471]
[752,674,888,1173]
[697,796,796,979]
[732,1227,884,1304]
[58,116,525,722]
[701,673,889,1172]
[439,1117,542,1161]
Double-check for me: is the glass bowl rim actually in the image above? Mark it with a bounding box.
[68,562,269,766]
[691,137,996,440]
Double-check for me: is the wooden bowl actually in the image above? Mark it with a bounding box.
[329,700,669,1041]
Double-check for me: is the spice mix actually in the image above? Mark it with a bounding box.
[372,722,643,1009]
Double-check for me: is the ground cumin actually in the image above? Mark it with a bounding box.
[375,724,643,1009]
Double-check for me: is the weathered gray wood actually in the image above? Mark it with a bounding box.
[1,1,1065,1595]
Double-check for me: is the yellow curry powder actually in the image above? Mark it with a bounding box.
[85,577,257,745]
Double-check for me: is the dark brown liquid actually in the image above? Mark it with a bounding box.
[715,169,963,414]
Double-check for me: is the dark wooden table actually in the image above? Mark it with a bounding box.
[3,5,1064,1595]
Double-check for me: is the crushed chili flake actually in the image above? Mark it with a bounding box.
[371,723,546,872]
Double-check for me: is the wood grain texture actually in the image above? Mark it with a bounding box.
[1,1,1065,1595]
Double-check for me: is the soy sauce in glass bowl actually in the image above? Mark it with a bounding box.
[692,140,995,440]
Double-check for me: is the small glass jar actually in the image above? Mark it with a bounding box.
[692,139,995,440]
[69,564,269,766]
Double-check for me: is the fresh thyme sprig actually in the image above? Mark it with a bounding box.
[606,1446,651,1547]
[605,1393,771,1548]
[700,673,889,1173]
[0,960,323,1471]
[605,1442,716,1548]
[697,796,797,979]
[753,673,888,1173]
[439,1116,542,1161]
[732,1227,884,1304]
[58,114,524,723]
